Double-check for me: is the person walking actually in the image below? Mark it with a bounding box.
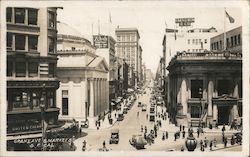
[209,140,213,151]
[103,140,106,149]
[174,132,177,141]
[141,125,144,132]
[165,131,168,139]
[213,138,217,147]
[224,137,228,148]
[137,111,139,117]
[182,130,186,139]
[204,137,208,148]
[180,125,182,132]
[145,126,147,134]
[197,128,200,138]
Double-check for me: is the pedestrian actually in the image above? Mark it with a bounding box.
[103,140,106,149]
[141,125,144,132]
[174,132,177,141]
[145,126,147,134]
[209,140,213,151]
[146,113,148,119]
[180,125,182,131]
[162,133,165,140]
[137,111,139,117]
[222,123,226,132]
[224,137,228,148]
[182,130,186,139]
[197,128,200,138]
[200,140,203,148]
[181,146,184,151]
[204,137,208,148]
[201,144,205,152]
[231,135,235,145]
[183,125,185,131]
[213,138,217,147]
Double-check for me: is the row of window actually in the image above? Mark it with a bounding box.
[211,34,241,50]
[6,7,56,28]
[7,90,55,111]
[7,33,56,53]
[117,47,136,53]
[117,34,136,42]
[187,49,203,52]
[7,61,55,78]
[187,39,207,45]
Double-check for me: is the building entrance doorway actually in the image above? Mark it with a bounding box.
[218,106,230,125]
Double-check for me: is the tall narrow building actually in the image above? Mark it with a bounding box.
[115,27,142,88]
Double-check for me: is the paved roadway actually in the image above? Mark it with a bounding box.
[75,87,242,152]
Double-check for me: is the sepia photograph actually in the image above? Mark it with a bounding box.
[0,0,249,157]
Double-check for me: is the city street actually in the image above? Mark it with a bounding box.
[74,87,242,152]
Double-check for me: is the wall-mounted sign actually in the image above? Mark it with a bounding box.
[175,18,195,27]
[93,35,109,48]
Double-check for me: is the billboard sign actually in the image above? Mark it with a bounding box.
[93,35,109,48]
[175,18,195,27]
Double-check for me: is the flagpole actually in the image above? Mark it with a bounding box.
[223,7,226,51]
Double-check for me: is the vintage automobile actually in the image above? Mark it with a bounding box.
[142,105,147,112]
[129,135,147,149]
[123,107,128,114]
[149,113,155,122]
[80,119,89,128]
[109,129,119,144]
[117,113,124,121]
[138,102,143,107]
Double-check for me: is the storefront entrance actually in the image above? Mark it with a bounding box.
[218,106,230,125]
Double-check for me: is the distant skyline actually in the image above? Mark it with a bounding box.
[57,4,242,73]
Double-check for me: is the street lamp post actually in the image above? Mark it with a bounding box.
[40,83,46,151]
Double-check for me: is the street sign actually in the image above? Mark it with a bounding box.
[175,18,195,27]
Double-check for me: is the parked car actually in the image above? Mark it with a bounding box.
[80,119,89,128]
[142,105,147,112]
[149,113,155,122]
[117,113,124,121]
[123,107,128,114]
[109,129,119,144]
[129,135,147,149]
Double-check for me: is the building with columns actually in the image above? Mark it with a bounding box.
[167,50,242,127]
[56,22,109,126]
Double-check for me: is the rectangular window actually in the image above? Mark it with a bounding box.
[49,63,55,78]
[12,91,31,109]
[126,35,130,41]
[47,91,55,108]
[7,7,12,22]
[192,39,195,44]
[16,62,26,77]
[7,61,13,76]
[7,33,12,50]
[32,91,40,108]
[28,62,38,77]
[231,36,234,47]
[28,9,38,25]
[48,37,55,53]
[191,80,203,98]
[117,35,120,41]
[187,39,190,44]
[15,34,26,50]
[48,12,55,28]
[218,80,231,96]
[15,8,25,24]
[131,35,135,41]
[204,39,207,44]
[234,35,237,46]
[28,35,38,51]
[62,90,69,115]
[238,34,241,45]
[219,40,222,50]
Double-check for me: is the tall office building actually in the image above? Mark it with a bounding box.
[115,27,142,88]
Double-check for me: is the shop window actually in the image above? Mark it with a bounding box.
[15,34,26,50]
[7,7,12,22]
[47,91,55,107]
[190,105,201,118]
[48,11,55,28]
[28,35,38,51]
[12,91,31,108]
[7,61,13,76]
[32,91,40,108]
[7,32,12,50]
[28,62,38,77]
[28,9,38,25]
[62,90,69,115]
[49,63,55,78]
[48,37,55,53]
[218,80,231,96]
[191,80,203,98]
[15,8,25,24]
[15,62,26,77]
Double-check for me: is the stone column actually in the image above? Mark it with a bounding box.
[207,79,214,116]
[89,80,94,117]
[213,104,218,121]
[181,78,187,115]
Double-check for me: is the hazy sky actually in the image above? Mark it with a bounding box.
[57,1,242,73]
